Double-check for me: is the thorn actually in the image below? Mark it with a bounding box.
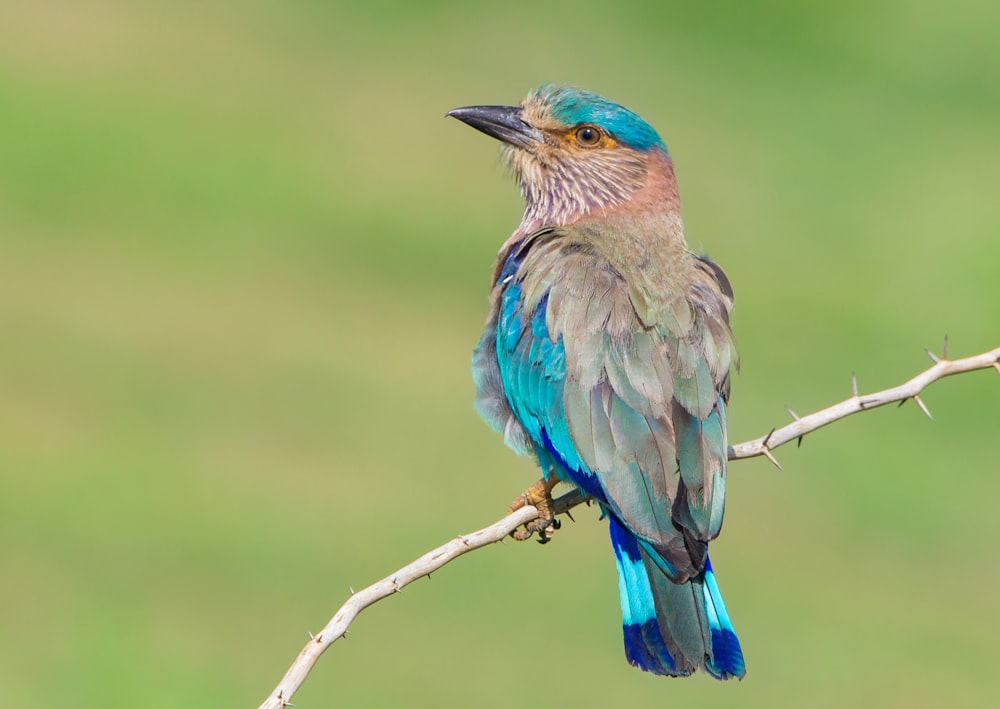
[349,586,355,595]
[564,510,575,523]
[282,702,295,708]
[341,630,349,639]
[425,572,432,580]
[784,408,803,446]
[499,537,507,545]
[925,348,939,364]
[942,334,949,360]
[315,633,323,643]
[762,447,783,471]
[762,427,776,448]
[897,397,908,408]
[459,535,471,547]
[851,371,859,398]
[913,394,934,421]
[307,630,315,640]
[992,361,1000,376]
[391,578,402,593]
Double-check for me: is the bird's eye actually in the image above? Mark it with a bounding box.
[575,125,602,147]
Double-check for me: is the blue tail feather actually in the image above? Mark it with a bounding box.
[702,558,746,679]
[609,518,680,675]
[609,517,745,679]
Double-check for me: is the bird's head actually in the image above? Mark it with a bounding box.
[449,85,677,228]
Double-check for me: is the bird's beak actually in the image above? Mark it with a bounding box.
[447,105,542,149]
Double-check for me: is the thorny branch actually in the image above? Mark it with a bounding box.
[727,342,1000,468]
[258,343,999,709]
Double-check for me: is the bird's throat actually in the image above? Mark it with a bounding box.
[514,147,680,234]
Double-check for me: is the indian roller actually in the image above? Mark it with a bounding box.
[448,85,745,679]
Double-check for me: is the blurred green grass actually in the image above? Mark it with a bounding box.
[1,1,997,706]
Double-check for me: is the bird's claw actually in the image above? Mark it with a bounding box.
[534,517,561,544]
[511,515,559,544]
[508,477,560,543]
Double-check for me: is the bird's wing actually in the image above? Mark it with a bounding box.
[484,230,736,581]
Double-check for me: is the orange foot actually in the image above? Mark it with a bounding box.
[508,477,561,544]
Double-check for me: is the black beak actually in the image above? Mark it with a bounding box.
[447,105,542,149]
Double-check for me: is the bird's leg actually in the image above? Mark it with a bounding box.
[508,476,562,544]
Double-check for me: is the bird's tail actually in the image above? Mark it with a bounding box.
[608,516,745,679]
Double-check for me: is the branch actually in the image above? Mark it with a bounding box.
[256,492,587,709]
[727,342,1000,468]
[257,343,999,709]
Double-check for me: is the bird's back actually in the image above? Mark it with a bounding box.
[477,213,737,574]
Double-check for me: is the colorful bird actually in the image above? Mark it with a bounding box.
[448,85,744,679]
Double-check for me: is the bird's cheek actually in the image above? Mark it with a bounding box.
[511,150,544,175]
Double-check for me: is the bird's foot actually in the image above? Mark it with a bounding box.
[508,477,561,544]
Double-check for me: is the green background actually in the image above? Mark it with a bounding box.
[2,1,998,706]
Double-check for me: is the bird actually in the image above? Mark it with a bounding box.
[448,85,745,679]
